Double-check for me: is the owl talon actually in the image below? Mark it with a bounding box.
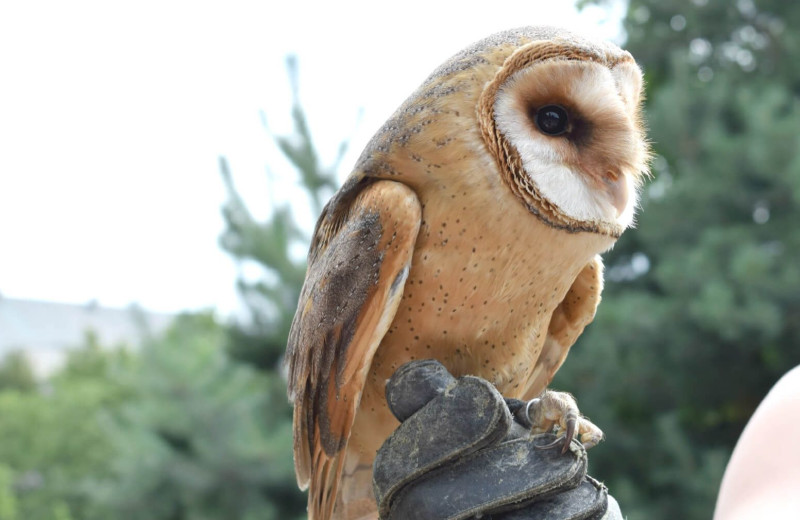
[533,409,576,454]
[524,390,602,454]
[562,411,577,453]
[535,434,570,453]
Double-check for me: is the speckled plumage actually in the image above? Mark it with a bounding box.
[286,27,649,520]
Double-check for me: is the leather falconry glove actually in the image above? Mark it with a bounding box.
[372,359,623,520]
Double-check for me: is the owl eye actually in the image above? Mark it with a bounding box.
[534,105,569,136]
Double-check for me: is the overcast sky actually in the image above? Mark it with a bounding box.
[0,0,625,316]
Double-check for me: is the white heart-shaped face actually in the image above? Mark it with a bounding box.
[493,59,649,230]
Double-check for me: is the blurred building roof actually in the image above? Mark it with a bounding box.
[0,296,174,375]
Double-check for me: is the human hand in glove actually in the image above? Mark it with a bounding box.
[372,359,623,520]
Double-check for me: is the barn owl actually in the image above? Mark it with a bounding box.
[286,26,649,520]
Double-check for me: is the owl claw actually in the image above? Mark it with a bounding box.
[536,437,569,453]
[524,390,603,454]
[533,408,576,454]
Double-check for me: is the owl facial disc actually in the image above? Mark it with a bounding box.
[482,40,650,236]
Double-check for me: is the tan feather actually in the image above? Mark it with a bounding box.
[522,256,605,399]
[286,180,421,518]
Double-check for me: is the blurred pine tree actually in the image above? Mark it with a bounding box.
[217,56,351,516]
[95,313,306,520]
[219,56,347,371]
[0,339,127,520]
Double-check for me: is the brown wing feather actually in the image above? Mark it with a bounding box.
[286,180,421,519]
[522,256,605,399]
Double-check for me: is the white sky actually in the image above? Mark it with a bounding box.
[0,0,625,316]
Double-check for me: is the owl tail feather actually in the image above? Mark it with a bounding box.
[309,450,342,520]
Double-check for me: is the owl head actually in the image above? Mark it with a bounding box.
[478,28,650,238]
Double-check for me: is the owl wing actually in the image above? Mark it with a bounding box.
[286,179,421,519]
[522,256,605,399]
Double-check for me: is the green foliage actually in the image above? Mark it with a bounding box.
[93,313,305,520]
[557,1,800,518]
[0,352,36,393]
[0,465,19,520]
[0,339,127,520]
[0,314,306,519]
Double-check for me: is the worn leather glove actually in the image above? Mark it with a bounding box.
[373,359,622,520]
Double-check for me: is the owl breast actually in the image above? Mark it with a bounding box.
[365,139,614,398]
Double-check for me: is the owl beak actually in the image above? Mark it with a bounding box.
[603,171,628,218]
